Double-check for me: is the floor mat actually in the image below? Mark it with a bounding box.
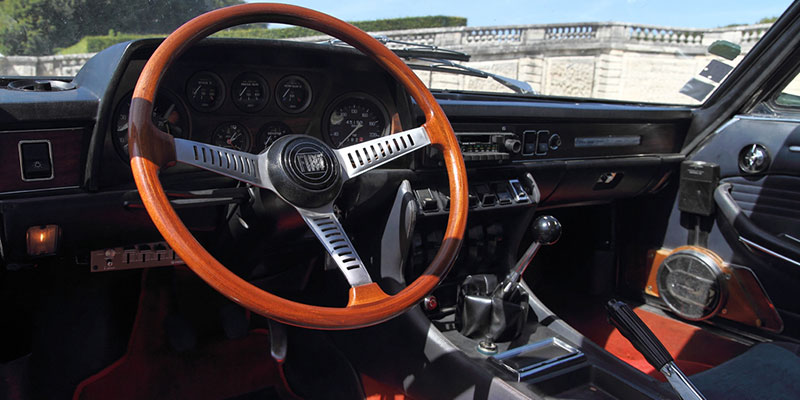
[73,270,285,400]
[552,298,749,380]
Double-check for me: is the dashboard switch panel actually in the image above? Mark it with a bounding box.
[90,241,184,272]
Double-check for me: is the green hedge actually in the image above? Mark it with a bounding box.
[58,15,466,54]
[59,33,160,54]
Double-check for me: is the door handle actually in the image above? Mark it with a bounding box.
[714,183,800,268]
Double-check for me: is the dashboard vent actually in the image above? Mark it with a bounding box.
[6,79,76,92]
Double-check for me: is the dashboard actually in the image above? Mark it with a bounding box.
[0,37,693,265]
[105,40,401,169]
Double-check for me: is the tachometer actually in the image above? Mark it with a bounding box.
[113,91,190,159]
[324,94,389,148]
[186,71,225,112]
[276,75,312,113]
[231,72,268,112]
[212,122,251,152]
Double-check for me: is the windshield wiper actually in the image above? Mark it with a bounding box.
[406,57,536,95]
[323,36,535,95]
[324,35,471,61]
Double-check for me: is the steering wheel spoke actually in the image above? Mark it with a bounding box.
[174,138,271,189]
[296,206,373,288]
[334,126,430,180]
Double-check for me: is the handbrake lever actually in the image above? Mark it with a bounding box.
[606,299,705,400]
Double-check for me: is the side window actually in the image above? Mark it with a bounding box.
[776,72,800,107]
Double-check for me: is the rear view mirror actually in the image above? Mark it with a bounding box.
[708,40,741,60]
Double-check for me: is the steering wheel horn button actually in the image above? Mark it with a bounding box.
[284,139,338,190]
[266,135,343,209]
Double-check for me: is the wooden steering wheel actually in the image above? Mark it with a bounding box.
[129,3,468,329]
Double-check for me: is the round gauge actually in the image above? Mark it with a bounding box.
[276,75,312,113]
[212,122,251,152]
[324,94,389,148]
[113,91,190,159]
[255,122,292,153]
[231,72,269,113]
[186,71,225,112]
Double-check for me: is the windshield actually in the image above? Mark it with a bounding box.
[0,0,793,106]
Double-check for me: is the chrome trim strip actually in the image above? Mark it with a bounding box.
[739,236,800,268]
[0,186,81,196]
[735,115,800,124]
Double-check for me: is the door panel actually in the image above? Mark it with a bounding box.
[660,116,800,338]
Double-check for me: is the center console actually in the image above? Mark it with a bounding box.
[353,173,677,399]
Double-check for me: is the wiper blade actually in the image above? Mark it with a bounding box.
[322,36,533,94]
[323,35,471,62]
[407,58,536,95]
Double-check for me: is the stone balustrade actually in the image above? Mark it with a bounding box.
[0,22,774,104]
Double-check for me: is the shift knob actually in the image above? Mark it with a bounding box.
[531,215,561,245]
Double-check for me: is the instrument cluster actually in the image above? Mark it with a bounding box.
[112,68,391,161]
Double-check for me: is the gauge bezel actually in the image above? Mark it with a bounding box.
[211,121,253,152]
[111,89,191,161]
[322,92,391,149]
[275,75,313,114]
[186,71,226,112]
[255,121,293,153]
[231,72,269,113]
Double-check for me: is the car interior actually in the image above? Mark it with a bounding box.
[2,3,800,400]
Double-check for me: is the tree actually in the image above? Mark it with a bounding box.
[0,0,243,56]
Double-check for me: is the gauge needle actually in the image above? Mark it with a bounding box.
[239,87,248,97]
[338,121,363,147]
[192,86,201,96]
[229,132,240,145]
[161,104,175,120]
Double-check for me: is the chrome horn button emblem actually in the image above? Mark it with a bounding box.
[266,135,343,209]
[284,139,338,190]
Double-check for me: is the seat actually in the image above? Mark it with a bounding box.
[691,342,800,400]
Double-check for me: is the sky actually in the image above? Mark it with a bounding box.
[245,0,794,29]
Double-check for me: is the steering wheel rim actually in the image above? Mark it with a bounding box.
[129,3,468,329]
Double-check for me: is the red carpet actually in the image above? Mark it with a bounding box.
[559,301,749,380]
[362,374,411,400]
[73,270,286,400]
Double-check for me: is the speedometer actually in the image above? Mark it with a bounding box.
[324,94,389,149]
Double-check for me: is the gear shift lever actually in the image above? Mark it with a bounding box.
[493,215,561,299]
[457,215,561,353]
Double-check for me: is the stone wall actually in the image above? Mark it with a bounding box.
[0,53,94,77]
[0,22,772,104]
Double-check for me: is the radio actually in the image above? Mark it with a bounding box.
[455,132,521,161]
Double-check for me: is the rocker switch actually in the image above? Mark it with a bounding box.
[19,140,53,181]
[415,189,439,212]
[509,179,528,203]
